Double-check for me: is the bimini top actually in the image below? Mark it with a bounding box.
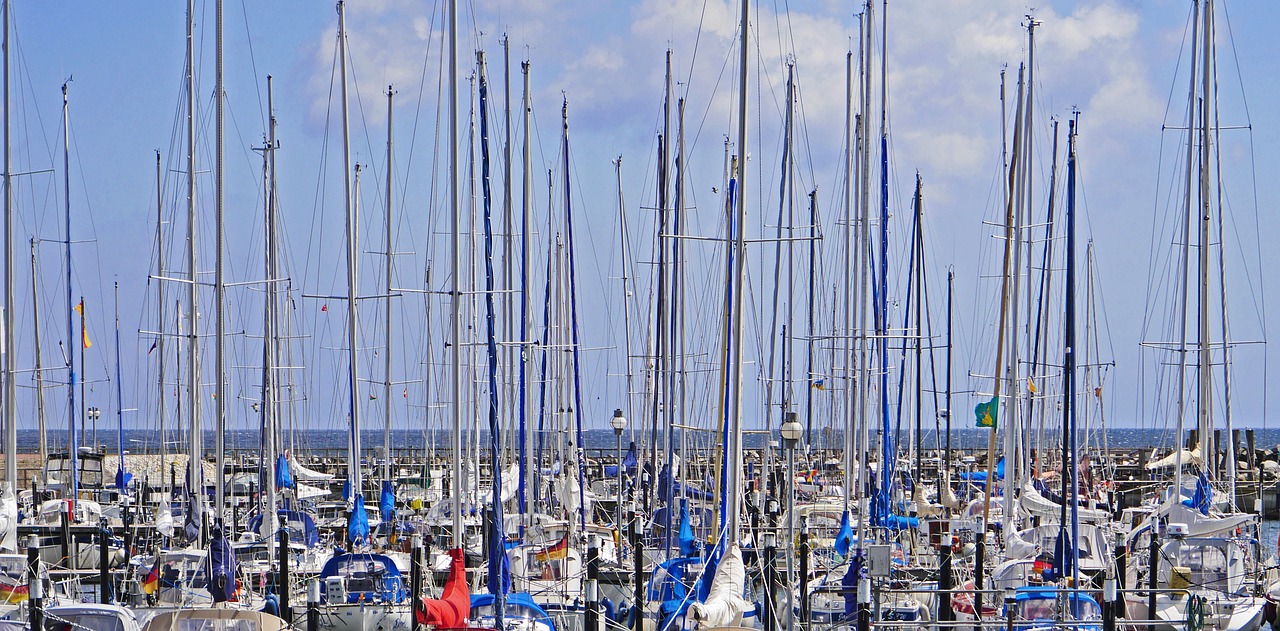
[319,552,407,604]
[141,607,287,631]
[246,509,320,547]
[470,592,556,631]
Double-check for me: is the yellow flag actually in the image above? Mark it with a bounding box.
[1027,377,1036,394]
[74,300,92,348]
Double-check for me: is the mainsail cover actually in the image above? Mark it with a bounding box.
[208,524,237,603]
[0,484,16,553]
[417,547,470,628]
[688,543,751,627]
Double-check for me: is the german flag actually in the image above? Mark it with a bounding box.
[533,535,568,562]
[141,557,162,595]
[0,581,28,604]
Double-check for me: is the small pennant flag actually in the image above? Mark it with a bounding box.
[974,396,999,429]
[402,388,408,399]
[1094,386,1103,398]
[811,379,825,391]
[1027,378,1037,394]
[369,393,378,401]
[148,340,158,355]
[320,304,328,312]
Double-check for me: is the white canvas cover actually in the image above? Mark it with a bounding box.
[688,544,751,628]
[1019,480,1110,525]
[287,454,334,481]
[0,484,16,554]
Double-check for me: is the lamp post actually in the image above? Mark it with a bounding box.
[780,412,803,631]
[610,409,627,545]
[88,407,101,451]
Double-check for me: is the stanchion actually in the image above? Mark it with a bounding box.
[1148,528,1159,631]
[1103,576,1117,631]
[1004,588,1016,631]
[974,531,986,631]
[633,510,645,631]
[307,579,320,631]
[798,528,810,625]
[60,508,71,570]
[938,538,954,622]
[763,536,776,631]
[99,517,111,603]
[279,528,291,623]
[410,535,423,630]
[28,535,43,631]
[857,577,870,631]
[586,540,600,631]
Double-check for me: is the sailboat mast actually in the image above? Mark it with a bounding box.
[384,85,394,484]
[1,0,13,497]
[1173,0,1200,493]
[447,0,463,549]
[518,60,532,526]
[31,240,47,463]
[1064,114,1081,589]
[1197,0,1214,478]
[113,282,126,492]
[261,74,280,559]
[184,0,204,541]
[213,0,228,519]
[336,0,363,505]
[63,83,79,501]
[154,153,167,483]
[855,2,872,551]
[723,0,749,542]
[912,175,923,487]
[841,48,855,503]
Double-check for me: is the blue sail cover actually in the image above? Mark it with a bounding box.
[1181,472,1212,515]
[834,510,854,558]
[623,441,638,472]
[183,468,202,542]
[342,478,351,502]
[380,480,396,531]
[208,525,237,603]
[678,502,698,556]
[842,556,862,617]
[247,509,320,547]
[115,467,132,492]
[349,494,370,545]
[276,454,295,490]
[1049,529,1075,581]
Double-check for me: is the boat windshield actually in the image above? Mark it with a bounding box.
[47,614,129,631]
[1176,543,1229,590]
[1017,595,1101,622]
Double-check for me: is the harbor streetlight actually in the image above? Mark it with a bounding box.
[87,407,101,451]
[780,412,803,631]
[610,409,627,543]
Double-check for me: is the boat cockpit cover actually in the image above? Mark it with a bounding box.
[140,608,287,631]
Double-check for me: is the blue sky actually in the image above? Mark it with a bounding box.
[4,0,1279,448]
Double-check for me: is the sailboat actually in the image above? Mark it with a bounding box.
[1124,2,1265,629]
